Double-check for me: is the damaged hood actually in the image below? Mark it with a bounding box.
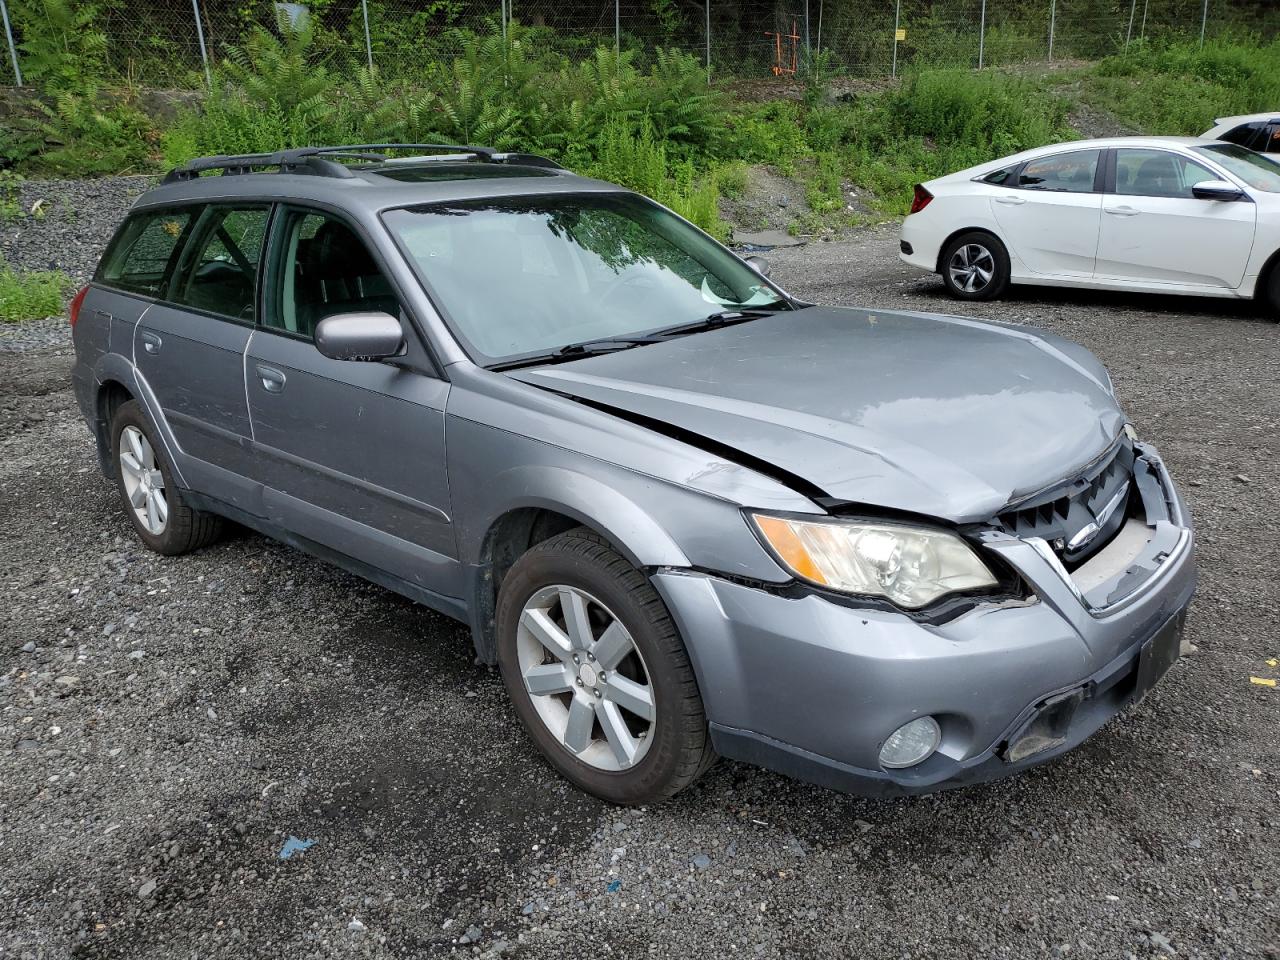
[510,306,1126,521]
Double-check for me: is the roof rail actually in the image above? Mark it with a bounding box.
[161,143,563,184]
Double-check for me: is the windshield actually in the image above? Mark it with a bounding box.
[1193,142,1280,192]
[383,193,786,364]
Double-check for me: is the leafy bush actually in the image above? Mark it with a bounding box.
[1090,37,1280,134]
[11,0,106,90]
[0,259,72,323]
[23,88,156,176]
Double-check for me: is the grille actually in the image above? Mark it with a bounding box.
[997,442,1135,566]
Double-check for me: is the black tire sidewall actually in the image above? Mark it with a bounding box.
[941,231,1011,301]
[110,400,184,554]
[495,535,698,805]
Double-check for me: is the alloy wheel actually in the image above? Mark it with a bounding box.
[118,425,168,535]
[516,584,656,772]
[948,243,996,293]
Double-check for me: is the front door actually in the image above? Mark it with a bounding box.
[989,148,1103,277]
[245,206,457,598]
[133,203,270,498]
[1095,148,1256,289]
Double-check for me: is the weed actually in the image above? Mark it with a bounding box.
[0,259,72,323]
[0,171,23,222]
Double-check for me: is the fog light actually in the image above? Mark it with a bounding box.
[879,716,941,769]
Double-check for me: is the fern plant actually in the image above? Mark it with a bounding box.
[12,0,107,90]
[220,8,337,118]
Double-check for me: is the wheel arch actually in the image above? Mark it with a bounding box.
[463,471,691,664]
[1253,246,1280,306]
[93,379,135,475]
[934,225,1008,274]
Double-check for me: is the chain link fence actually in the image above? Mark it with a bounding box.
[1,0,1277,88]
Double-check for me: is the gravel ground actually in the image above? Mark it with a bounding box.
[2,184,1279,960]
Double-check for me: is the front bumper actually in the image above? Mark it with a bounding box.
[654,445,1196,796]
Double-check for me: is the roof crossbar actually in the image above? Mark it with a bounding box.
[160,143,553,184]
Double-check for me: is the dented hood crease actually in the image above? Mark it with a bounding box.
[510,307,1125,522]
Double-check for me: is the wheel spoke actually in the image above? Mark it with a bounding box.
[559,588,595,650]
[562,696,595,754]
[596,700,638,767]
[138,434,156,470]
[145,495,160,531]
[126,428,145,466]
[524,662,573,697]
[119,452,143,480]
[148,469,165,491]
[152,491,169,524]
[956,246,971,268]
[522,608,574,662]
[128,484,147,508]
[591,621,631,671]
[975,266,993,284]
[604,675,654,722]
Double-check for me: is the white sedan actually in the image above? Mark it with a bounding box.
[1203,112,1280,159]
[899,136,1280,313]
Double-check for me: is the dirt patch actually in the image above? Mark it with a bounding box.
[720,163,874,246]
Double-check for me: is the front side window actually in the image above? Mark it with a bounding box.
[96,208,197,297]
[383,193,785,364]
[1115,149,1216,199]
[264,209,401,337]
[169,205,270,321]
[1016,150,1100,193]
[1192,142,1280,192]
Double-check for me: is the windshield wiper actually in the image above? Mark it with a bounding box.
[487,336,664,372]
[651,305,788,340]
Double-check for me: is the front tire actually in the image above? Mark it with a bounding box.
[496,527,714,804]
[111,400,223,555]
[1264,262,1280,319]
[940,231,1011,301]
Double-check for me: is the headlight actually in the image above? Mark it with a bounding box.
[751,514,998,609]
[1123,422,1138,442]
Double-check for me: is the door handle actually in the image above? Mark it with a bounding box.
[92,309,114,323]
[256,364,286,393]
[140,331,162,354]
[994,195,1026,205]
[1104,205,1140,217]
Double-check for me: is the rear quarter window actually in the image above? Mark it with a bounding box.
[96,208,198,297]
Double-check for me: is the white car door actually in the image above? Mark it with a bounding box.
[989,148,1103,277]
[1095,148,1256,289]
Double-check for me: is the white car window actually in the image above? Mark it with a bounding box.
[1115,150,1215,199]
[1016,151,1100,193]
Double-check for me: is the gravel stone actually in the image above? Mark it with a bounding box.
[0,199,1276,958]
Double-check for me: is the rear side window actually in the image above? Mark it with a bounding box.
[1016,151,1100,193]
[981,167,1014,185]
[1221,122,1264,149]
[168,205,271,321]
[96,209,197,297]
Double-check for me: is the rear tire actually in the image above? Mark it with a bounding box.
[111,400,224,556]
[940,230,1011,301]
[496,527,715,805]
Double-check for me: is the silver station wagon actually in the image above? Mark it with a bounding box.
[70,144,1196,804]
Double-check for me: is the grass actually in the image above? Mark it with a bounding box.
[1083,37,1280,135]
[0,260,72,323]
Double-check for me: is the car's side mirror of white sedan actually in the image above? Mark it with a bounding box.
[1191,179,1248,201]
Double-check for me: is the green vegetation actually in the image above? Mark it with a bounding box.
[0,259,72,323]
[1083,38,1280,135]
[3,10,1279,233]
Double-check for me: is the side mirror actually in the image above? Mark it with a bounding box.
[314,312,405,361]
[1191,179,1246,201]
[745,255,771,277]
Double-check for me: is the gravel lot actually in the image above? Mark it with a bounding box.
[2,180,1278,960]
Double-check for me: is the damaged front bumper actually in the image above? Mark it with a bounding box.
[653,442,1196,797]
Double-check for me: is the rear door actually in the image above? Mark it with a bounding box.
[1095,148,1256,289]
[989,148,1103,277]
[244,205,457,597]
[133,203,271,499]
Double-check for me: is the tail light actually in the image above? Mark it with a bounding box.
[69,285,89,327]
[909,184,933,215]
